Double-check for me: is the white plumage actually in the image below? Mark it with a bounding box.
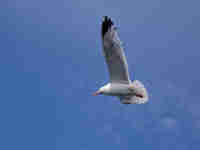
[93,16,148,104]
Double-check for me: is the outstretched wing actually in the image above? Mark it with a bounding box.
[101,16,131,84]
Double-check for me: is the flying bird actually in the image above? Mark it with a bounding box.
[93,16,148,104]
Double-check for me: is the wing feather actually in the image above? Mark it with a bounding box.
[101,16,131,84]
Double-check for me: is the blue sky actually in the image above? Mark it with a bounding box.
[1,0,200,149]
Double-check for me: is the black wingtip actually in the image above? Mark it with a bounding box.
[101,16,114,37]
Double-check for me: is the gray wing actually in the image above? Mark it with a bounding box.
[101,16,131,84]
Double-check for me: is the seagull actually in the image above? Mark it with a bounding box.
[93,16,148,104]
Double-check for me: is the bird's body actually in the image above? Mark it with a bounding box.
[98,83,131,96]
[93,16,148,104]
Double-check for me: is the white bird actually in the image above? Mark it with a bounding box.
[93,16,148,104]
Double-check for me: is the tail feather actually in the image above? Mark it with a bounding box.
[120,80,148,104]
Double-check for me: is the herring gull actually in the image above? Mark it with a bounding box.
[93,16,148,104]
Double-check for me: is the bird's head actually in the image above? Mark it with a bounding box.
[92,89,103,96]
[92,84,111,96]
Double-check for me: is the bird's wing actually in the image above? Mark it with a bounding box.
[101,16,131,84]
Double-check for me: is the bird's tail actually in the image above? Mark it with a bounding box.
[120,80,149,104]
